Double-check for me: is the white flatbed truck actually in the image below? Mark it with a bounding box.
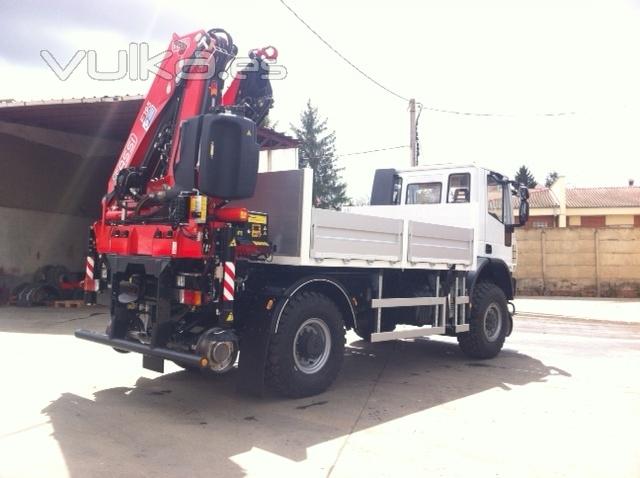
[72,26,531,398]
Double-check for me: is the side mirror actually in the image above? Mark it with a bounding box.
[518,199,530,226]
[197,113,260,199]
[519,186,530,201]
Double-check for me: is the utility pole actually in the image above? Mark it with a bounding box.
[409,98,417,166]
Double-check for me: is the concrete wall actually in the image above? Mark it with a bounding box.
[0,133,113,218]
[0,206,91,274]
[0,206,92,300]
[515,227,640,297]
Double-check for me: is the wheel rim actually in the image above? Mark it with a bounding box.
[483,303,502,342]
[293,318,331,374]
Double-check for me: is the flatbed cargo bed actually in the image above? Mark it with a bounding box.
[236,169,474,270]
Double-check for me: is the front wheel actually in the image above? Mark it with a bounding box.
[266,291,345,398]
[457,282,509,359]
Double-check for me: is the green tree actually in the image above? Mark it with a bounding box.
[514,165,538,188]
[544,171,559,188]
[292,100,349,209]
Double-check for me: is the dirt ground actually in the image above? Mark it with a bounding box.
[0,299,639,478]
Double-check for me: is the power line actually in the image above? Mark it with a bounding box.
[278,0,409,103]
[338,145,408,157]
[279,0,576,118]
[301,145,409,162]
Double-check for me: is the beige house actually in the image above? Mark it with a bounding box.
[516,177,640,228]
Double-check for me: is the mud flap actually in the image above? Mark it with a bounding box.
[236,309,275,396]
[143,355,164,373]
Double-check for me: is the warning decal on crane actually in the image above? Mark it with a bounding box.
[141,102,157,131]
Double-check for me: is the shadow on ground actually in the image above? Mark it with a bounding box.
[41,336,570,477]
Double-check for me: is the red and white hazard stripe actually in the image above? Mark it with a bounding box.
[222,261,235,301]
[84,256,99,291]
[86,256,94,279]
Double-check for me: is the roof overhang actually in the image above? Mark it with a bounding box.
[0,96,298,150]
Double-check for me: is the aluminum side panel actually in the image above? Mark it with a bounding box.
[408,221,473,264]
[311,208,403,262]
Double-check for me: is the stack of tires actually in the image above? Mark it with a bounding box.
[11,265,83,307]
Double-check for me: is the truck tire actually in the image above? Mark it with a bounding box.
[457,282,508,359]
[266,291,345,398]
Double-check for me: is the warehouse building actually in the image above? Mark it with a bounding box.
[0,96,297,300]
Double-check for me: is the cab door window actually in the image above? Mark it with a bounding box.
[487,175,504,223]
[448,173,471,203]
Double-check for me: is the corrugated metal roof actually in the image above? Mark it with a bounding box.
[0,95,298,149]
[566,187,640,208]
[0,95,145,140]
[0,95,144,108]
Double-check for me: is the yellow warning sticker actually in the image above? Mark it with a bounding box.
[248,213,267,225]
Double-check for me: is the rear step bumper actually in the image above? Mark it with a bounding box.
[74,329,203,367]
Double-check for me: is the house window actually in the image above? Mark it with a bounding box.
[448,173,471,203]
[406,182,442,204]
[531,220,552,228]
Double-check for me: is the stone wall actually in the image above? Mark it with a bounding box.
[514,228,640,297]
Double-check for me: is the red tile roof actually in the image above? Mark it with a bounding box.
[529,188,560,208]
[514,186,640,209]
[566,187,640,208]
[514,188,559,209]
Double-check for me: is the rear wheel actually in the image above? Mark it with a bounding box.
[457,282,508,359]
[266,291,345,398]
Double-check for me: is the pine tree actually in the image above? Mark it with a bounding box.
[514,165,538,188]
[544,171,559,188]
[292,100,349,209]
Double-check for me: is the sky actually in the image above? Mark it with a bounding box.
[1,0,639,200]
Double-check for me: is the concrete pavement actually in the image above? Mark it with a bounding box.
[514,296,640,323]
[0,302,639,478]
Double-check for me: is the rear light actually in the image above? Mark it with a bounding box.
[175,289,202,306]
